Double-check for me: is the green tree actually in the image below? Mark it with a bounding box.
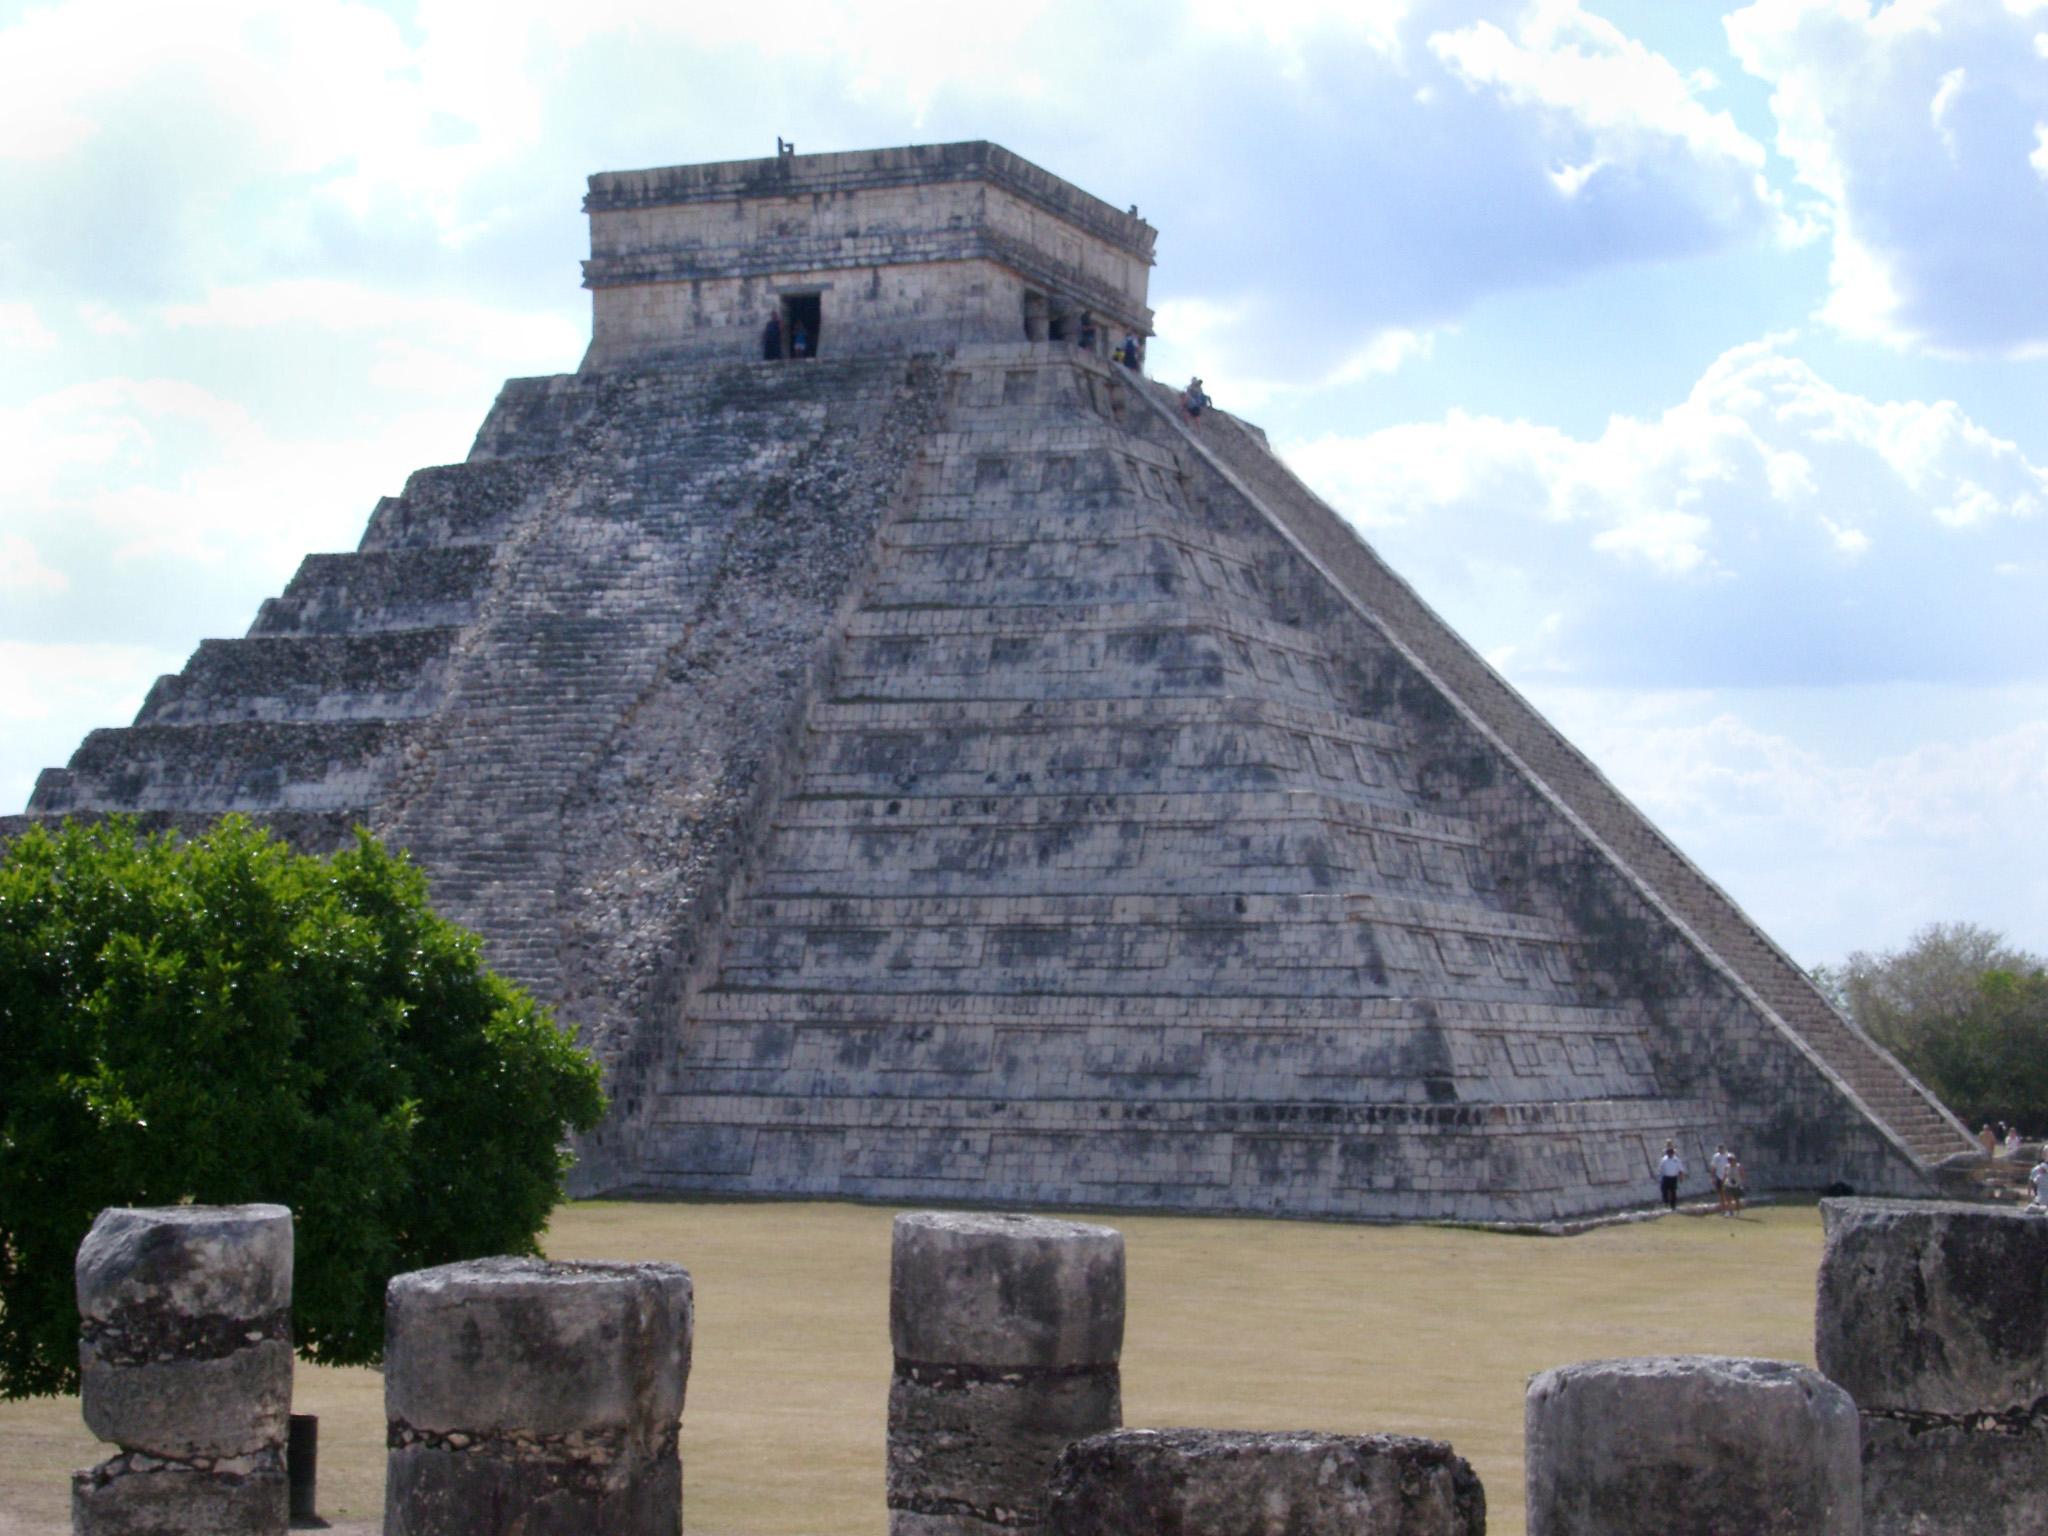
[1819,922,2048,1136]
[1820,921,2035,1059]
[1910,969,2048,1135]
[0,816,605,1398]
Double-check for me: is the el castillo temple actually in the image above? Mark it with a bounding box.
[7,141,1977,1224]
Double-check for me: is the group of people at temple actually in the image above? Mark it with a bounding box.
[1653,1141,1746,1216]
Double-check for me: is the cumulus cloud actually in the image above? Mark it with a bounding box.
[1284,334,2048,687]
[1541,684,2048,957]
[0,0,1776,394]
[0,376,481,635]
[1728,0,2048,354]
[0,639,189,812]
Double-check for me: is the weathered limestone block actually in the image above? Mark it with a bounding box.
[1525,1356,1860,1535]
[1042,1428,1485,1535]
[71,1203,294,1536]
[888,1211,1123,1536]
[1817,1197,2048,1536]
[383,1257,693,1536]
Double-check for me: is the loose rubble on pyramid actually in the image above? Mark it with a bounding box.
[7,141,1974,1224]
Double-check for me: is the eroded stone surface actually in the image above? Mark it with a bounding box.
[73,1205,294,1536]
[1817,1198,2048,1415]
[1525,1355,1860,1536]
[1817,1198,2048,1535]
[1858,1414,2048,1536]
[891,1212,1124,1368]
[383,1257,692,1536]
[72,1451,288,1536]
[80,1342,295,1461]
[888,1367,1121,1532]
[1042,1428,1485,1536]
[889,1212,1123,1536]
[76,1205,294,1336]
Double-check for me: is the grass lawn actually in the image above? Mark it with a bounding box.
[0,1197,1822,1536]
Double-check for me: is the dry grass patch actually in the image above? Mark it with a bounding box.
[0,1198,1820,1536]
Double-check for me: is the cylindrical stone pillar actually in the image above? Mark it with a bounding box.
[1817,1197,2048,1536]
[888,1211,1124,1536]
[1043,1429,1485,1535]
[71,1203,294,1536]
[383,1257,693,1536]
[1525,1355,1860,1535]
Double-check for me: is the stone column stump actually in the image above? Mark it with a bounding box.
[383,1257,694,1536]
[1817,1197,2048,1536]
[71,1203,295,1536]
[1525,1355,1860,1535]
[1043,1429,1485,1535]
[888,1211,1124,1536]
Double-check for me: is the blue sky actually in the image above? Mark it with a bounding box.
[3,0,2044,965]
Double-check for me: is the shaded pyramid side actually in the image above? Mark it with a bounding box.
[603,346,1941,1223]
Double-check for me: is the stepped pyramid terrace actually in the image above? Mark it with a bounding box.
[6,140,1976,1224]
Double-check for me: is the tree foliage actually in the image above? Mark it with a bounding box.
[0,816,605,1398]
[1820,922,2048,1136]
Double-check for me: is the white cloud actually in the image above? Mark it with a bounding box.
[1535,683,2048,956]
[0,300,56,351]
[1283,334,2047,687]
[0,534,68,594]
[1728,0,2048,354]
[0,639,190,813]
[1430,6,1765,175]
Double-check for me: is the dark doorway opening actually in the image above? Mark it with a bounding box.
[780,292,822,359]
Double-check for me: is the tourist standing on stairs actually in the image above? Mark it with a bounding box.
[2030,1153,2048,1210]
[1656,1141,1686,1210]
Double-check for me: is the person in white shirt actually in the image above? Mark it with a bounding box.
[1656,1142,1686,1210]
[1710,1145,1733,1214]
[2029,1158,2048,1210]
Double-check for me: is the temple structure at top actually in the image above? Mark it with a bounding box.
[580,141,1156,368]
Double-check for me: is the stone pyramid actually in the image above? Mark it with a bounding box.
[11,142,1972,1224]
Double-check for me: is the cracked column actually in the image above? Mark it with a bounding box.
[1818,1198,2048,1536]
[1525,1356,1860,1535]
[1043,1429,1485,1535]
[888,1212,1124,1536]
[384,1257,693,1536]
[72,1203,294,1536]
